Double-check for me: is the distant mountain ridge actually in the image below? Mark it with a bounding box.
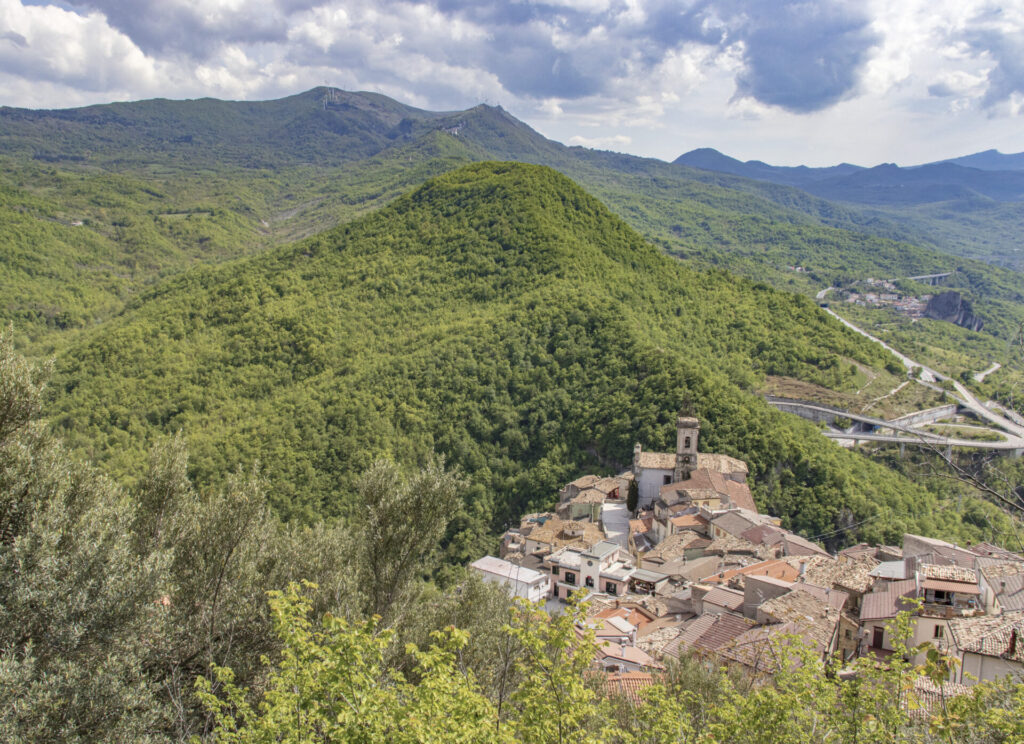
[674,147,1024,204]
[937,149,1024,172]
[2,87,1021,351]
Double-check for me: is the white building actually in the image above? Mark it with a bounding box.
[470,556,551,603]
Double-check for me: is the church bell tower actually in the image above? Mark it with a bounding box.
[673,414,700,482]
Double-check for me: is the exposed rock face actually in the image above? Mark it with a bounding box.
[924,291,983,331]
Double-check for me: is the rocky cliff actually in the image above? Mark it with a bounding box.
[924,291,984,331]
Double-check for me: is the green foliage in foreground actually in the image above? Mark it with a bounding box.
[1,329,512,741]
[200,583,1024,744]
[46,164,1013,549]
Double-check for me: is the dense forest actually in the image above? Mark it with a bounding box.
[40,163,1016,553]
[3,89,1024,742]
[4,89,1023,354]
[2,329,1022,743]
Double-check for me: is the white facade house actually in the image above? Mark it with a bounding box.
[470,556,551,603]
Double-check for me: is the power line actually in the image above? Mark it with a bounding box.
[806,513,880,543]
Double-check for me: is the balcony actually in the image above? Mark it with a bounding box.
[919,603,984,620]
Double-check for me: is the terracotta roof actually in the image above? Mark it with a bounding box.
[712,511,761,539]
[921,578,980,595]
[716,622,824,673]
[664,613,755,658]
[595,606,657,629]
[629,517,654,534]
[723,481,757,512]
[970,543,1024,562]
[794,583,849,612]
[525,516,605,551]
[920,564,977,583]
[780,533,831,558]
[947,611,1024,662]
[569,488,607,504]
[704,558,800,586]
[697,453,748,476]
[839,543,877,559]
[592,477,622,494]
[911,678,972,719]
[603,671,655,705]
[796,555,876,594]
[636,625,684,658]
[567,475,601,489]
[676,468,731,497]
[669,513,708,530]
[636,452,676,470]
[758,590,842,653]
[860,579,918,621]
[741,524,786,547]
[642,530,706,564]
[981,565,1024,612]
[704,533,770,559]
[596,641,665,670]
[663,615,716,658]
[980,560,1024,580]
[701,586,745,613]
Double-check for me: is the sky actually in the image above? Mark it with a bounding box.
[1,0,1023,166]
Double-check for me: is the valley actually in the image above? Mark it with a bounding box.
[2,87,1024,744]
[0,89,1021,549]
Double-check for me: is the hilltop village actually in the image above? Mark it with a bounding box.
[472,413,1024,701]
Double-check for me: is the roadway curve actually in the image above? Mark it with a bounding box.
[820,307,944,383]
[766,397,1024,451]
[816,303,1024,448]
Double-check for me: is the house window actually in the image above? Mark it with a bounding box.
[934,625,945,639]
[605,582,618,595]
[663,475,672,485]
[844,629,852,640]
[565,573,576,585]
[551,566,559,576]
[585,577,594,588]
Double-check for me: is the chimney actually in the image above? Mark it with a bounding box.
[1008,629,1017,658]
[799,561,807,581]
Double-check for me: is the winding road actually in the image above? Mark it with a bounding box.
[820,307,944,383]
[781,301,1024,453]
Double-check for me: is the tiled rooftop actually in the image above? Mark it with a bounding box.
[948,610,1024,662]
[920,563,977,583]
[636,451,677,470]
[860,579,918,621]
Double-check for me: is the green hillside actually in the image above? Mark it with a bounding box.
[4,88,1022,360]
[48,163,1011,552]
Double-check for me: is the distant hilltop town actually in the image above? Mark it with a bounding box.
[471,411,1024,701]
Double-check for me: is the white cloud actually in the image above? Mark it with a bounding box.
[0,0,1021,165]
[0,0,159,92]
[568,133,632,149]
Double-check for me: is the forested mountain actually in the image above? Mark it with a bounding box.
[2,89,1022,548]
[47,163,1011,551]
[939,149,1024,171]
[675,147,1024,202]
[5,87,1023,350]
[3,89,1024,742]
[675,147,1024,270]
[5,88,1023,342]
